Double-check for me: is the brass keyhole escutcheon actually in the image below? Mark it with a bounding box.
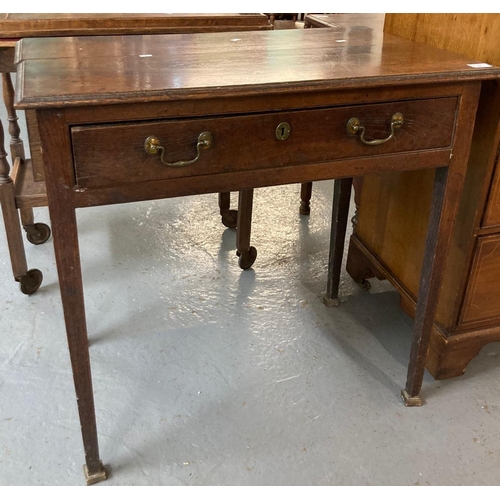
[276,122,291,141]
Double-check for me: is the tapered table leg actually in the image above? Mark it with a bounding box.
[402,167,449,406]
[323,178,353,307]
[38,108,108,484]
[236,188,257,270]
[49,202,107,484]
[401,82,481,405]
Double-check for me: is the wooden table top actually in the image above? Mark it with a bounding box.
[15,28,500,109]
[305,13,385,30]
[0,13,271,39]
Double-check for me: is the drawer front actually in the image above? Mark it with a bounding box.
[483,149,500,227]
[461,234,500,324]
[71,97,457,189]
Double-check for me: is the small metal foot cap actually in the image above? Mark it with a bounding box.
[401,389,423,407]
[84,462,108,485]
[322,296,340,307]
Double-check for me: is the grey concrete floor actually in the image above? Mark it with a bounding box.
[1,93,500,487]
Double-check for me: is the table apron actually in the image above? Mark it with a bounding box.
[70,148,452,209]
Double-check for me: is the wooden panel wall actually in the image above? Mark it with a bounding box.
[384,14,500,66]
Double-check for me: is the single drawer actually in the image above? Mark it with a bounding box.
[461,234,500,324]
[482,150,500,228]
[71,97,457,189]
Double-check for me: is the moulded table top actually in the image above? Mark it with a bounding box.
[15,28,500,109]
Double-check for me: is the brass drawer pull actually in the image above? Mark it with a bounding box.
[347,112,404,146]
[144,131,213,167]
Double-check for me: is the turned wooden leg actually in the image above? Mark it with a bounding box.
[0,119,42,294]
[218,191,238,229]
[323,178,353,307]
[299,182,313,215]
[236,188,257,270]
[2,72,25,161]
[2,73,49,245]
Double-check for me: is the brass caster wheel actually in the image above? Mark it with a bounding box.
[221,209,238,229]
[237,246,257,270]
[18,268,43,295]
[357,279,371,291]
[25,223,51,245]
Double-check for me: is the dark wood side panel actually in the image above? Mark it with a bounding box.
[461,234,500,324]
[482,150,500,227]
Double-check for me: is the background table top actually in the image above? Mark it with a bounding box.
[0,13,271,40]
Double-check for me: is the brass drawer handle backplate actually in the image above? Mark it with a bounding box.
[346,112,404,146]
[144,131,213,167]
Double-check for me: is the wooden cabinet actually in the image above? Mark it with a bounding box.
[461,234,500,323]
[347,14,500,379]
[483,154,500,227]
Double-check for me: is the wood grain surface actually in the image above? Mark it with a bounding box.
[0,13,271,38]
[15,29,500,109]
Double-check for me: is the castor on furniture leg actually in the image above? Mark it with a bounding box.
[0,119,43,294]
[236,188,257,270]
[218,191,238,228]
[20,207,51,245]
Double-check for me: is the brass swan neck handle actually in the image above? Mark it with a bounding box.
[347,112,404,146]
[144,131,213,167]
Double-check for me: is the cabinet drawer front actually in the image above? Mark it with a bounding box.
[71,97,457,189]
[462,234,500,324]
